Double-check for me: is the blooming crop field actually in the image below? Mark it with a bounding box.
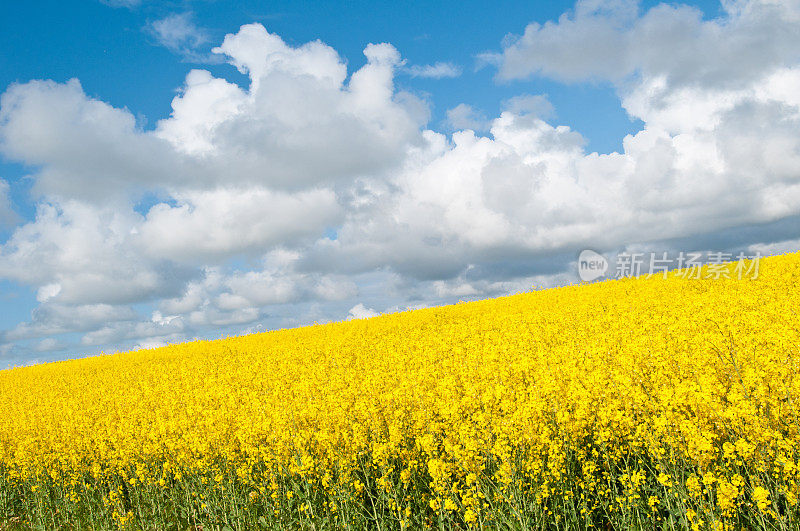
[0,253,798,530]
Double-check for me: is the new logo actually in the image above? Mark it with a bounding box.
[578,250,608,282]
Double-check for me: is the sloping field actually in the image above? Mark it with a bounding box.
[0,253,798,529]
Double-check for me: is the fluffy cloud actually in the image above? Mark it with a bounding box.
[154,26,427,191]
[146,13,210,60]
[139,188,341,263]
[1,5,800,364]
[489,0,800,87]
[0,79,181,201]
[0,201,190,305]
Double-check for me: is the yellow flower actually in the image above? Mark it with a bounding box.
[752,486,770,512]
[464,508,478,523]
[716,479,739,515]
[686,476,702,498]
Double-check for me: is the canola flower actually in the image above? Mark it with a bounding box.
[0,252,798,529]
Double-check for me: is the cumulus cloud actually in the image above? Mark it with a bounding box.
[0,79,185,201]
[1,7,800,364]
[0,24,433,361]
[0,201,190,305]
[139,188,341,262]
[489,0,800,87]
[155,25,427,190]
[323,100,800,282]
[301,0,800,283]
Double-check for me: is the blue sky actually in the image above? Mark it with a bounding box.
[1,0,799,365]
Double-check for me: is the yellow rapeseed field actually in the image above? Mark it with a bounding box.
[0,252,798,530]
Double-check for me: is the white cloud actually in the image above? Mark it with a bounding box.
[154,25,427,190]
[216,270,298,310]
[161,250,359,315]
[309,83,800,279]
[433,279,479,298]
[36,283,61,303]
[147,13,210,60]
[444,104,490,131]
[347,303,379,320]
[313,275,358,301]
[0,79,183,201]
[0,201,189,305]
[159,271,218,315]
[0,26,427,199]
[490,0,800,87]
[4,303,137,341]
[406,62,462,79]
[139,187,341,263]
